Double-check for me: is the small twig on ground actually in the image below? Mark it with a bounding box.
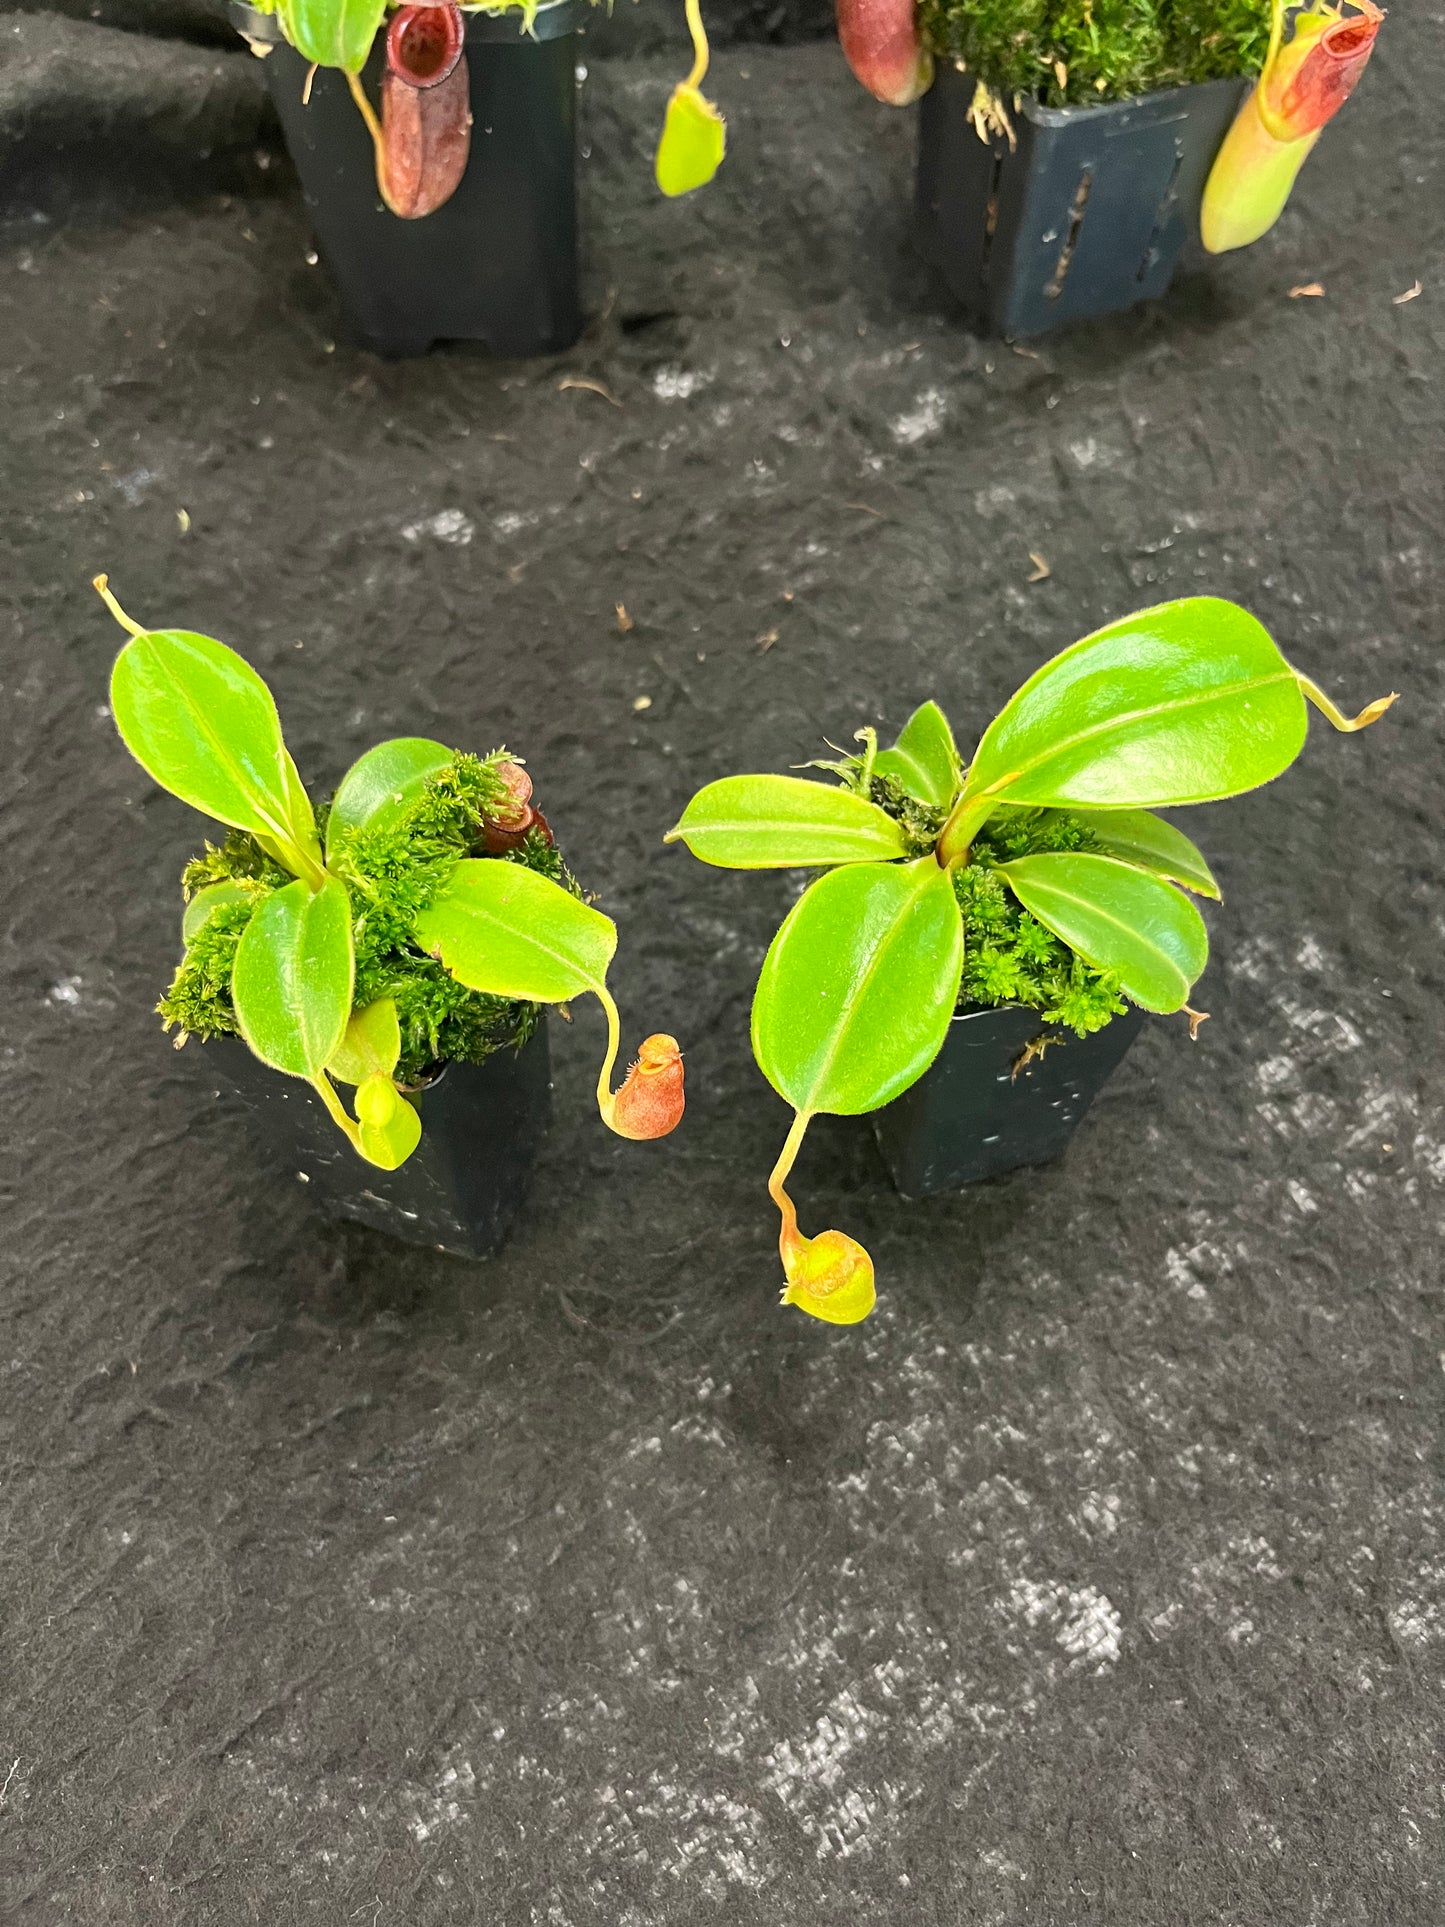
[0,1759,19,1808]
[1027,551,1051,582]
[1289,283,1325,298]
[615,603,634,634]
[844,502,883,516]
[756,628,780,652]
[1393,280,1422,304]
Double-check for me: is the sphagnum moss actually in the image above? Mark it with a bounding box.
[915,0,1271,108]
[160,754,571,1085]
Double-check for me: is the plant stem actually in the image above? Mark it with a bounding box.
[766,1108,812,1263]
[935,787,1004,868]
[1296,674,1398,733]
[594,981,623,1128]
[683,0,710,90]
[309,1069,365,1154]
[92,574,147,638]
[345,69,391,203]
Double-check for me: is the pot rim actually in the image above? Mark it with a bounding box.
[227,0,584,50]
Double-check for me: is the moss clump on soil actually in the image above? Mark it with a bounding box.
[159,752,573,1083]
[861,772,1128,1037]
[916,0,1271,109]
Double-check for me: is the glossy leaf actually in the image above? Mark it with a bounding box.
[963,598,1308,811]
[873,700,960,808]
[999,853,1208,1013]
[231,876,355,1076]
[665,774,907,869]
[327,997,401,1086]
[111,628,312,860]
[655,83,725,197]
[752,859,964,1115]
[181,879,256,943]
[354,1070,422,1168]
[414,860,616,1002]
[1066,806,1220,899]
[278,0,386,70]
[325,737,451,857]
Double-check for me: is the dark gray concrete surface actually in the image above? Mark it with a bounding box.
[1,11,1442,1922]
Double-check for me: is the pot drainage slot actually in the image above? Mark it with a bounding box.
[1136,144,1186,281]
[1045,168,1092,301]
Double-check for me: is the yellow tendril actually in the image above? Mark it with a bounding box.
[683,0,710,90]
[1296,675,1398,733]
[768,1110,876,1325]
[92,574,146,638]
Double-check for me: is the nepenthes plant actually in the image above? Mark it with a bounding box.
[249,0,726,217]
[97,577,683,1170]
[667,596,1394,1327]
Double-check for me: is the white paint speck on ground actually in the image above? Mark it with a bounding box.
[400,507,474,545]
[47,976,82,1005]
[890,389,946,444]
[651,366,712,401]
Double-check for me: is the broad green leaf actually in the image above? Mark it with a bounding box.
[999,852,1208,1013]
[665,775,907,869]
[873,701,960,808]
[278,0,385,71]
[1066,807,1220,899]
[752,859,964,1116]
[655,83,726,197]
[964,598,1308,810]
[325,737,452,858]
[327,997,401,1086]
[354,1071,422,1169]
[414,860,616,1002]
[111,629,305,856]
[182,879,256,943]
[231,875,355,1076]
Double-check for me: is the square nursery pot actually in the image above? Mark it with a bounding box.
[230,0,583,357]
[872,1002,1146,1199]
[915,63,1249,336]
[204,1021,552,1257]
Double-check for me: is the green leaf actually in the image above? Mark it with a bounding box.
[873,701,960,808]
[751,859,964,1115]
[999,852,1208,1013]
[278,0,385,70]
[181,879,255,943]
[231,875,355,1075]
[665,775,908,869]
[354,1071,422,1169]
[414,860,616,1002]
[964,598,1308,810]
[655,83,726,197]
[111,628,316,865]
[327,997,401,1086]
[1066,807,1220,899]
[325,737,452,858]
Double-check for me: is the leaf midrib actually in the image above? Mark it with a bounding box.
[796,865,952,1111]
[1005,861,1193,995]
[972,669,1294,797]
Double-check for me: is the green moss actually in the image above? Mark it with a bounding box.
[856,764,1128,1036]
[953,809,1128,1035]
[916,0,1271,108]
[158,752,575,1082]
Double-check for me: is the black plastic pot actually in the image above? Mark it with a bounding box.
[871,1002,1146,1198]
[915,64,1248,337]
[204,1022,552,1256]
[230,0,583,357]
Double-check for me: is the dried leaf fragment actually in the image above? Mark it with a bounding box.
[1289,282,1326,298]
[559,376,622,407]
[615,603,635,634]
[1393,280,1422,305]
[1027,551,1051,583]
